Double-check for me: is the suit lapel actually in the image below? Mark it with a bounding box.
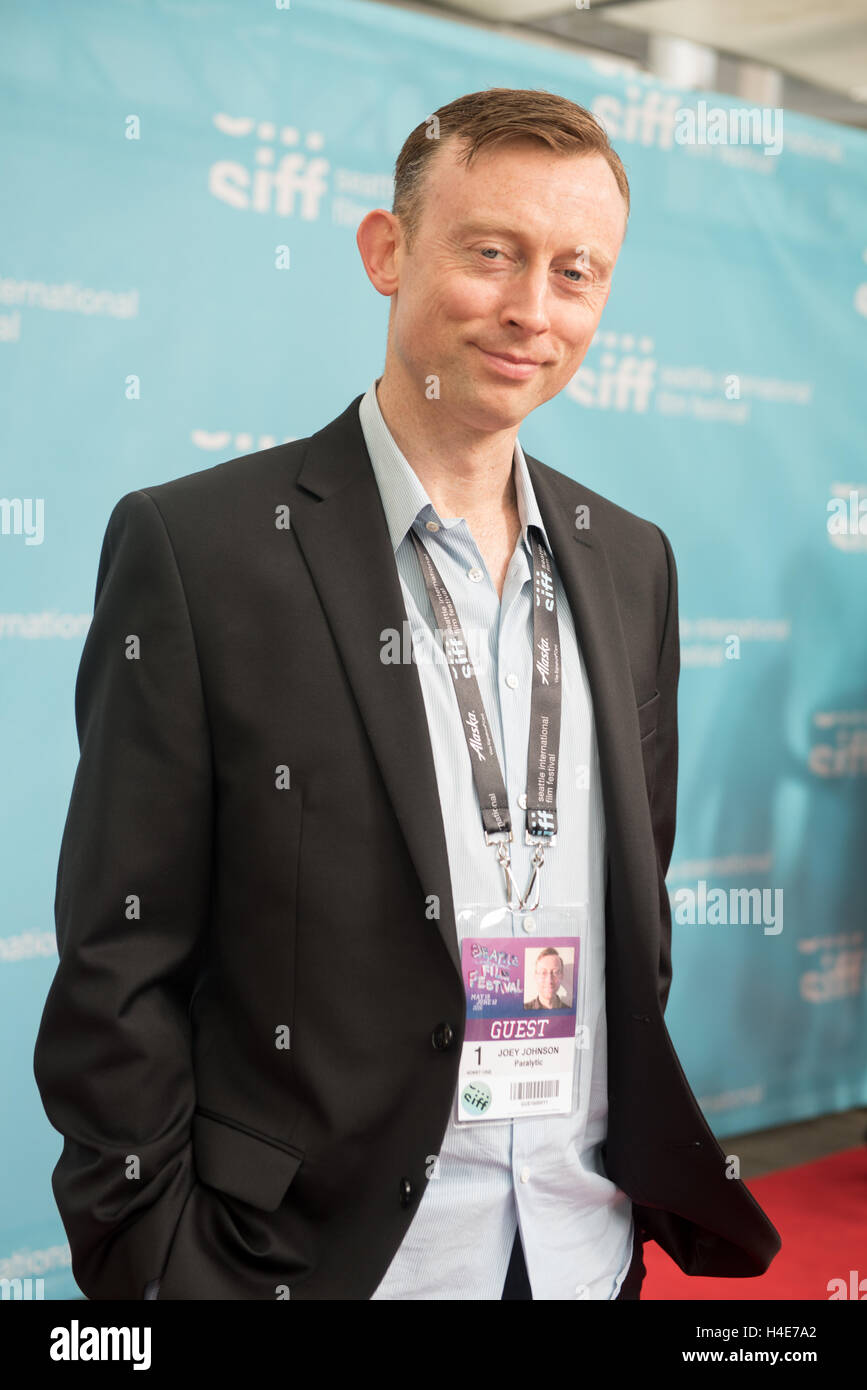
[290,397,463,979]
[523,454,662,992]
[522,453,656,862]
[289,395,657,984]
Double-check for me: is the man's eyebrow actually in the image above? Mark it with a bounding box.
[453,220,613,275]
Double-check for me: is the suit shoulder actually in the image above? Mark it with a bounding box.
[530,452,665,544]
[134,436,311,514]
[527,451,673,579]
[116,391,366,521]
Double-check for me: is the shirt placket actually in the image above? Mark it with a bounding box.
[496,541,539,1212]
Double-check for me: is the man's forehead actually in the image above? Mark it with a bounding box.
[428,152,625,259]
[432,138,619,196]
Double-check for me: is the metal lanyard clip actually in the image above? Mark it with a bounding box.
[492,839,546,912]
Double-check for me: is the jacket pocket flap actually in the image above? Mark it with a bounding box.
[192,1109,303,1212]
[637,689,660,741]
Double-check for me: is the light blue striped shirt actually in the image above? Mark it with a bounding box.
[360,379,634,1300]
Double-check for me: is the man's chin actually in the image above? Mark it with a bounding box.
[456,378,540,425]
[469,371,563,417]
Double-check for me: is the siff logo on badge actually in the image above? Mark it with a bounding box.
[461,1081,492,1117]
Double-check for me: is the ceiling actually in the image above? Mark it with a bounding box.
[414,0,867,127]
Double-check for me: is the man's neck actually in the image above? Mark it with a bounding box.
[374,373,520,526]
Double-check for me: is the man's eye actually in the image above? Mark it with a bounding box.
[478,250,586,284]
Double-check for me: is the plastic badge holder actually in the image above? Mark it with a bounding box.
[452,902,590,1128]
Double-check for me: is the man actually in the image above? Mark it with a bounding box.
[525,947,570,1011]
[34,88,781,1300]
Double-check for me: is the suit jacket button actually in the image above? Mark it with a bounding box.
[432,1022,455,1051]
[399,1177,414,1208]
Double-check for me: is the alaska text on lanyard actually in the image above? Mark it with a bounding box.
[409,523,561,912]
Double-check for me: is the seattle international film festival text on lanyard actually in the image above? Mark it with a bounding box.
[408,525,589,1127]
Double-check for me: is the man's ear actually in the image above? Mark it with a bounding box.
[356,209,401,298]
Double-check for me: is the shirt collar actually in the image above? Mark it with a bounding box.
[358,377,552,558]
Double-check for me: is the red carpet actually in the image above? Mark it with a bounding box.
[641,1146,867,1299]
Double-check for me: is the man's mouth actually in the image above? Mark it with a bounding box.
[474,345,545,379]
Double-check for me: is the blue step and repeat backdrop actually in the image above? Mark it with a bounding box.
[2,0,866,1297]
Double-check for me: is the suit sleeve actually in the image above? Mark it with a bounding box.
[33,489,213,1300]
[651,525,680,1016]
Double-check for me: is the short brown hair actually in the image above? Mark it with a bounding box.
[392,87,629,251]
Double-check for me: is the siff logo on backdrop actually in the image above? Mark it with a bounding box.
[588,64,843,166]
[809,709,867,778]
[798,933,864,1004]
[191,428,297,455]
[209,114,329,218]
[565,332,812,423]
[205,113,393,231]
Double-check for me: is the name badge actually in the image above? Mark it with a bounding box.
[453,906,589,1125]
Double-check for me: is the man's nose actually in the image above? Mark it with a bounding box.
[499,269,551,335]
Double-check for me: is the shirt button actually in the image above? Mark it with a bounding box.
[518,793,527,809]
[505,673,519,689]
[520,1166,531,1184]
[522,916,536,934]
[425,521,439,532]
[468,567,484,582]
[399,1177,414,1208]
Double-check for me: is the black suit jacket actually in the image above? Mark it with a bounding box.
[33,392,781,1298]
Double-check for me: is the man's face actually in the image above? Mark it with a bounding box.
[535,953,563,1004]
[389,136,626,430]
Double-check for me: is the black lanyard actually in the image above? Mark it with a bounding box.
[408,523,562,911]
